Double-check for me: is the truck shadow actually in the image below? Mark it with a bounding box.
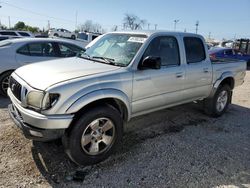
[0,96,10,109]
[31,103,250,187]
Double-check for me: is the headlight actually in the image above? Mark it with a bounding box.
[26,91,59,110]
[26,91,45,109]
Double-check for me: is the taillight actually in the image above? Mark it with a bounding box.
[210,53,216,60]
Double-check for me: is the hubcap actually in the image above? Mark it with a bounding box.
[81,118,115,155]
[1,75,10,94]
[216,90,228,112]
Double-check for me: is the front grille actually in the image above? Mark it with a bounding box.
[9,76,22,101]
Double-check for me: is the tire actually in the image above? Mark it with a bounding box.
[247,60,250,69]
[71,35,76,40]
[0,71,12,97]
[204,85,231,117]
[54,33,59,37]
[63,105,123,166]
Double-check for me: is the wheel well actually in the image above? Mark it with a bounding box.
[220,77,234,90]
[0,69,14,77]
[73,98,128,122]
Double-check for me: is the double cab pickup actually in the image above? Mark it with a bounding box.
[8,31,246,165]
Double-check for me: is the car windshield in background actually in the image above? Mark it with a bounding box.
[82,34,147,67]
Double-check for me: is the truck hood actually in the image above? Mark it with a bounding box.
[15,57,120,90]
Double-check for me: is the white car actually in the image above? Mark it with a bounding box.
[48,28,76,40]
[0,38,85,96]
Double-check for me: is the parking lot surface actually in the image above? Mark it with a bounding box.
[0,71,249,188]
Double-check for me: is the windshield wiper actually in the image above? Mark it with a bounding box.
[92,56,127,67]
[92,56,115,64]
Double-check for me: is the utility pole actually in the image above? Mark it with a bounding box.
[8,16,11,29]
[154,24,158,30]
[47,20,50,30]
[174,20,179,31]
[147,23,150,30]
[208,32,211,39]
[195,20,199,34]
[75,11,78,31]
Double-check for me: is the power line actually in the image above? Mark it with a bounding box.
[0,1,74,23]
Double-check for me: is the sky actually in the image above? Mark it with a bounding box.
[0,0,249,40]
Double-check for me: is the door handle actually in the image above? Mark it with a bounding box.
[203,68,209,73]
[176,72,183,78]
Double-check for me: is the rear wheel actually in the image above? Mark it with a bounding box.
[204,85,231,117]
[63,105,123,165]
[54,33,59,37]
[0,71,12,97]
[71,35,76,40]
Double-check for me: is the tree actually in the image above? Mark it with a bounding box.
[13,21,39,33]
[14,21,25,30]
[123,14,146,30]
[78,20,103,33]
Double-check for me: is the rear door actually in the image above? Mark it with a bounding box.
[132,35,185,114]
[15,42,58,65]
[182,36,212,100]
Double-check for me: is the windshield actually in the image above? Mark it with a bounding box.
[82,33,147,67]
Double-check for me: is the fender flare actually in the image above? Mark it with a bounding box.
[66,89,131,120]
[208,71,234,98]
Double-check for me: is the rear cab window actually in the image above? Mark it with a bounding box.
[184,37,206,63]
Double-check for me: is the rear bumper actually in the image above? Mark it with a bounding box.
[8,104,65,141]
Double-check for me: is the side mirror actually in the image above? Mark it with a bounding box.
[140,56,161,70]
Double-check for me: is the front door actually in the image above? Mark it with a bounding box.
[132,36,185,115]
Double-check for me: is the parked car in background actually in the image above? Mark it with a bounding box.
[76,32,101,46]
[0,35,21,41]
[0,30,34,37]
[0,38,85,96]
[48,28,76,39]
[7,31,246,165]
[209,47,250,66]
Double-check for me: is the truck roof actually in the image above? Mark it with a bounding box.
[109,30,203,38]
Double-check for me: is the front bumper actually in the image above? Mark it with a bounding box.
[8,104,68,141]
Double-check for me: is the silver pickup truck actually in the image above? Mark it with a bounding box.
[8,31,246,165]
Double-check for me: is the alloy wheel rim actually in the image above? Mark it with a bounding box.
[216,90,228,112]
[81,117,115,155]
[1,76,10,94]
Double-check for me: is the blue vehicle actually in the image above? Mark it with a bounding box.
[209,47,250,67]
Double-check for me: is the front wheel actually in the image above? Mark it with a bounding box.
[63,105,123,166]
[204,85,231,117]
[0,71,12,97]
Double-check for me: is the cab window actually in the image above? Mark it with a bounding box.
[184,37,206,63]
[143,36,180,66]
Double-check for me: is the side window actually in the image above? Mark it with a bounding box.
[184,37,206,63]
[58,43,83,57]
[143,36,180,66]
[18,32,30,37]
[224,49,233,55]
[92,35,98,41]
[17,45,30,55]
[17,43,55,57]
[0,31,18,36]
